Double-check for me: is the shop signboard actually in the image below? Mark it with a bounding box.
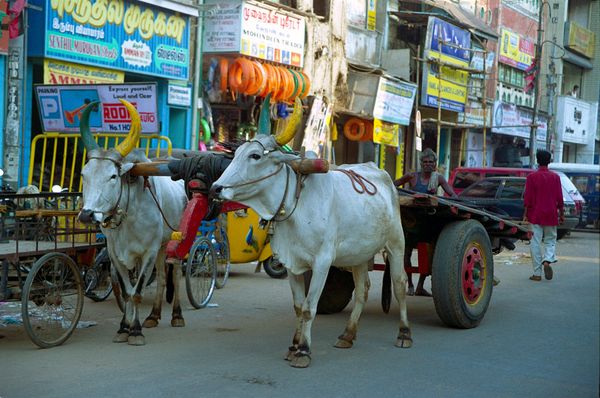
[0,0,9,54]
[421,17,470,113]
[373,118,400,148]
[44,59,124,84]
[167,81,192,107]
[492,101,547,142]
[34,83,159,133]
[556,96,597,145]
[42,0,191,80]
[203,0,305,67]
[564,22,595,59]
[498,29,535,71]
[372,77,416,126]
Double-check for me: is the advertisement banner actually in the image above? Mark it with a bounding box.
[556,96,596,145]
[44,59,124,84]
[421,17,471,113]
[203,0,306,67]
[498,29,535,71]
[167,82,192,107]
[367,0,377,31]
[44,0,191,80]
[34,83,158,133]
[372,77,416,125]
[564,22,596,59]
[0,0,9,54]
[373,118,400,147]
[492,101,547,142]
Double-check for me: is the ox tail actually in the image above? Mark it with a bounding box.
[166,263,174,304]
[382,255,391,314]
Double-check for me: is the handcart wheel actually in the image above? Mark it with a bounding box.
[186,236,217,308]
[214,226,231,289]
[21,252,84,348]
[84,247,113,302]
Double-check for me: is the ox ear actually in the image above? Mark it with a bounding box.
[269,149,298,165]
[119,162,135,176]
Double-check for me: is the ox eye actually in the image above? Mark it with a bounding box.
[110,174,117,180]
[249,153,261,160]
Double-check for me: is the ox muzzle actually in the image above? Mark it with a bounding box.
[78,209,102,224]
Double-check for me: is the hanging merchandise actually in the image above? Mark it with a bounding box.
[258,93,272,134]
[343,118,366,141]
[200,118,211,144]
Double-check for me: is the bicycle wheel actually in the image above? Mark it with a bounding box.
[21,252,84,348]
[214,227,231,289]
[186,236,217,309]
[84,247,113,302]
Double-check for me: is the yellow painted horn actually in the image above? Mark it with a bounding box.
[114,99,142,157]
[275,97,302,146]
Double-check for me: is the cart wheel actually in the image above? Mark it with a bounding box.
[21,252,84,348]
[84,247,113,302]
[304,267,355,314]
[431,220,493,329]
[186,236,217,309]
[214,227,231,289]
[262,257,288,279]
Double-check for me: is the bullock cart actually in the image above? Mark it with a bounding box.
[0,191,103,347]
[129,160,531,330]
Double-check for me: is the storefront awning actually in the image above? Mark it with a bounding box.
[137,0,199,17]
[563,50,594,70]
[392,0,498,40]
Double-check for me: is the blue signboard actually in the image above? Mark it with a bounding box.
[428,17,470,64]
[41,0,191,80]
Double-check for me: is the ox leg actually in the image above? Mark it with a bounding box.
[286,272,306,361]
[291,265,332,368]
[388,238,413,348]
[170,259,185,327]
[335,264,370,349]
[113,269,131,343]
[128,270,147,346]
[144,252,166,328]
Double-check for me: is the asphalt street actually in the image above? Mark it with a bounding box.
[1,230,598,398]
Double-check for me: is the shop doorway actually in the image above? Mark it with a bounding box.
[169,107,187,149]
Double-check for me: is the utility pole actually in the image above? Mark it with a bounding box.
[546,36,557,151]
[529,0,544,166]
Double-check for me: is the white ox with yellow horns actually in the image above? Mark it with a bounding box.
[210,98,412,368]
[77,100,188,345]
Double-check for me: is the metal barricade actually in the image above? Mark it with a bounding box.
[28,132,172,192]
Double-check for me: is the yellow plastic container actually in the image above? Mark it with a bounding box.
[226,208,272,264]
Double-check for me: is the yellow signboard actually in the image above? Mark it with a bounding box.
[498,29,535,71]
[373,118,399,147]
[367,0,377,31]
[44,59,124,85]
[565,22,596,59]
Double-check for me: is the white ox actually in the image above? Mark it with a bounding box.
[77,100,188,345]
[211,134,412,368]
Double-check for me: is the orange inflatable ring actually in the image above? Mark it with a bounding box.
[228,57,255,93]
[280,68,296,102]
[273,66,290,101]
[246,61,267,96]
[288,69,304,100]
[361,121,374,142]
[260,64,278,98]
[218,57,229,92]
[343,118,366,141]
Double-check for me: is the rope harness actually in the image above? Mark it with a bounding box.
[333,169,378,195]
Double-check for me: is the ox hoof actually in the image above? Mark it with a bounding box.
[113,332,129,343]
[285,347,297,361]
[171,317,185,327]
[334,339,354,349]
[290,352,311,368]
[142,318,159,328]
[395,327,413,348]
[127,335,146,346]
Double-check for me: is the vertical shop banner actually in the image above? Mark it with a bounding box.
[372,77,417,125]
[373,118,400,147]
[34,83,159,133]
[203,0,306,67]
[421,17,471,113]
[44,59,124,84]
[498,29,535,71]
[43,0,191,79]
[367,0,377,31]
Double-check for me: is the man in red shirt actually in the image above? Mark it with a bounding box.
[523,150,565,281]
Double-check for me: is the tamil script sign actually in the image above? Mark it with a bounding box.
[372,77,416,125]
[34,83,158,133]
[421,17,471,113]
[40,0,191,79]
[44,59,124,84]
[498,29,535,71]
[203,0,306,67]
[556,96,597,145]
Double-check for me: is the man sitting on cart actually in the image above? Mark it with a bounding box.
[393,148,457,296]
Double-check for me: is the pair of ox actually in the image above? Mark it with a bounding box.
[77,100,188,345]
[210,128,412,368]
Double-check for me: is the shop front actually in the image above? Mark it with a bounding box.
[554,96,598,164]
[23,0,197,177]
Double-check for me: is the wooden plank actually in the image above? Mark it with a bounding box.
[15,210,80,218]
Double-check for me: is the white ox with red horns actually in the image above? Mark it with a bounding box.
[77,100,188,345]
[210,98,412,368]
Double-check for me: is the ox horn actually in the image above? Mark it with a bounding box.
[79,101,100,152]
[275,97,302,146]
[114,99,142,157]
[258,93,272,135]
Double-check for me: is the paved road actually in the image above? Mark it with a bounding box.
[1,231,598,398]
